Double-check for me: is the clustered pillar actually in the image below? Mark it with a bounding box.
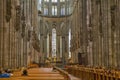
[71,0,120,69]
[0,0,39,69]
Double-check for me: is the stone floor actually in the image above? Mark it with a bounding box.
[0,68,80,80]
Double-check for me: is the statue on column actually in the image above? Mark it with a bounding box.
[6,0,11,22]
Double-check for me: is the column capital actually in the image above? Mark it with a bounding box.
[49,34,52,36]
[65,34,69,36]
[40,34,43,36]
[62,36,65,38]
[57,34,61,36]
[44,36,47,38]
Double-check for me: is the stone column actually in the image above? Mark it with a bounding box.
[15,32,17,68]
[16,33,19,68]
[44,36,47,61]
[4,22,9,68]
[82,0,88,65]
[24,33,28,67]
[108,0,113,67]
[0,0,3,68]
[106,0,112,68]
[8,0,12,69]
[8,20,11,68]
[56,35,60,61]
[62,36,65,66]
[65,35,69,63]
[2,0,6,68]
[97,0,102,66]
[86,0,94,66]
[16,33,18,68]
[20,38,24,67]
[49,34,52,58]
[40,35,44,63]
[71,38,75,63]
[110,0,118,68]
[91,0,99,66]
[18,32,22,67]
[60,36,62,58]
[102,0,109,67]
[27,41,31,66]
[22,36,26,67]
[116,0,120,68]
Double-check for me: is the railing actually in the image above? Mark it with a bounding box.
[67,65,120,80]
[53,66,71,80]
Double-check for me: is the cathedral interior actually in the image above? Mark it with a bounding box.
[0,0,120,80]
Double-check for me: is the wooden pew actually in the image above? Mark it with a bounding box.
[54,66,80,80]
[67,65,120,80]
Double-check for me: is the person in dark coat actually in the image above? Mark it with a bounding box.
[21,68,28,76]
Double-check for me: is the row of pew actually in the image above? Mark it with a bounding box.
[67,65,120,80]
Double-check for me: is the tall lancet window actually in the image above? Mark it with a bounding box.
[61,5,65,15]
[47,34,49,57]
[52,28,56,57]
[52,5,57,16]
[60,0,65,2]
[52,0,58,2]
[44,0,49,2]
[38,0,42,10]
[69,29,71,58]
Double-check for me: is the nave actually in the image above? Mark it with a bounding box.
[0,0,120,80]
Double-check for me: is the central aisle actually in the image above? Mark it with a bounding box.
[2,68,65,80]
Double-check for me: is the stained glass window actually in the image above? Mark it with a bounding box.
[60,0,65,2]
[52,6,57,16]
[69,29,71,58]
[52,28,56,57]
[61,5,65,15]
[44,8,48,15]
[44,0,49,2]
[52,0,58,2]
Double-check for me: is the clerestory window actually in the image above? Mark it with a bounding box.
[52,0,58,2]
[60,0,65,2]
[44,8,48,15]
[52,5,57,16]
[44,0,49,2]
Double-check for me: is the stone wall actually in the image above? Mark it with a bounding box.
[71,0,120,68]
[0,0,39,69]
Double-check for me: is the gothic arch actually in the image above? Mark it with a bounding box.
[44,21,49,36]
[52,22,57,29]
[60,21,66,36]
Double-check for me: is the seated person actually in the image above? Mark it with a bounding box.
[0,70,10,78]
[21,68,28,76]
[7,69,13,76]
[7,69,12,73]
[52,67,57,72]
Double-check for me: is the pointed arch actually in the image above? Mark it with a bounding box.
[60,21,65,36]
[44,21,49,36]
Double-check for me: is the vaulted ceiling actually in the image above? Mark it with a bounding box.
[38,0,76,17]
